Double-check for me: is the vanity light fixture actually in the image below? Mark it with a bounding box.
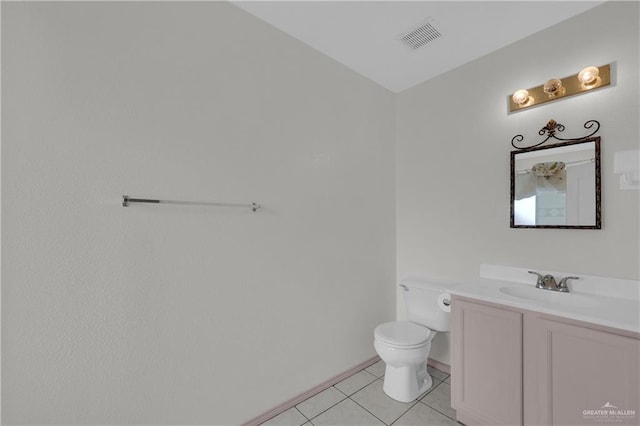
[543,79,564,98]
[511,89,531,107]
[508,64,611,113]
[578,66,600,88]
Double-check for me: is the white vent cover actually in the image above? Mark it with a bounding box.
[399,18,442,50]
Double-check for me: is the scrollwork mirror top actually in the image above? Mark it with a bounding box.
[510,120,601,229]
[511,119,600,149]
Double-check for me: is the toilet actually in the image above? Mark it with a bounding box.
[374,279,454,402]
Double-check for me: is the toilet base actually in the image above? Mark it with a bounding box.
[382,362,433,402]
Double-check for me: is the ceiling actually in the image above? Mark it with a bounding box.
[233,1,604,93]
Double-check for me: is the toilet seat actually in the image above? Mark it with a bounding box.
[374,321,432,348]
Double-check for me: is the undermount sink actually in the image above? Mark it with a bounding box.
[499,285,600,307]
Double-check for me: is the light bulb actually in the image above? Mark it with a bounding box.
[578,66,600,88]
[543,79,564,97]
[512,89,530,106]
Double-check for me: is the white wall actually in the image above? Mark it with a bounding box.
[1,2,396,424]
[396,1,640,364]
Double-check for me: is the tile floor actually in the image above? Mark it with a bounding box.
[260,361,459,426]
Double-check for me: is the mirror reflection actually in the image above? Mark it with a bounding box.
[511,137,600,229]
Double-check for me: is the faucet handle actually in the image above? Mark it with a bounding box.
[558,276,579,292]
[528,271,545,288]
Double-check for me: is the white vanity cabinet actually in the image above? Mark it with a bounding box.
[451,295,640,426]
[450,297,524,425]
[524,313,639,426]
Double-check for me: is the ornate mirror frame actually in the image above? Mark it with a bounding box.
[510,120,601,229]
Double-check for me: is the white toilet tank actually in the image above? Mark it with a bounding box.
[401,278,455,332]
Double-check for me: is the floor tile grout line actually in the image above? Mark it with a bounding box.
[318,370,449,425]
[381,376,449,425]
[303,392,348,423]
[347,394,417,426]
[364,364,385,379]
[421,377,444,399]
[276,366,378,424]
[333,384,349,397]
[416,398,458,422]
[361,369,378,378]
[294,406,310,422]
[295,377,378,423]
[420,379,450,400]
[334,376,378,399]
[415,377,443,401]
[264,364,452,425]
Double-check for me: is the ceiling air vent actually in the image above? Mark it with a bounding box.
[399,18,442,50]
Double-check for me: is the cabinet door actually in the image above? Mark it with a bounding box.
[526,317,640,426]
[451,297,523,426]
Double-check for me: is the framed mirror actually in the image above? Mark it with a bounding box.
[510,137,601,229]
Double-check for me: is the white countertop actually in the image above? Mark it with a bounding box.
[450,279,640,333]
[449,265,640,334]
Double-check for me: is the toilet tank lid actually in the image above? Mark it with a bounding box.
[400,277,459,292]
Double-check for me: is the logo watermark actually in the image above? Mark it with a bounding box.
[583,402,636,423]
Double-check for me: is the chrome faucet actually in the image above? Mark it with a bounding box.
[528,271,557,290]
[528,271,579,292]
[557,276,580,292]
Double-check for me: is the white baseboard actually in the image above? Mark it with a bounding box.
[242,356,451,425]
[241,356,380,426]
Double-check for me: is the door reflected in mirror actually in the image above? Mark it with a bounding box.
[510,137,601,229]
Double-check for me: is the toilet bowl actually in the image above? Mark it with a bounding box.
[374,321,435,402]
[373,279,455,402]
